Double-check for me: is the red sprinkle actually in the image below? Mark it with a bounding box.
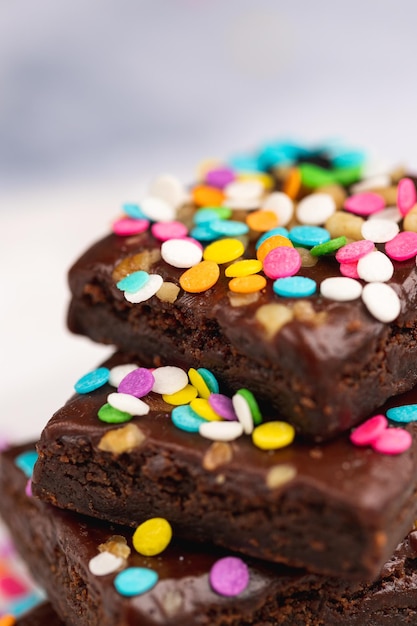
[397,178,417,216]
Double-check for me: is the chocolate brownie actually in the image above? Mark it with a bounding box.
[32,352,417,579]
[15,603,64,626]
[5,442,417,626]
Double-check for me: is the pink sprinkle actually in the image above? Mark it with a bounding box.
[25,478,33,497]
[397,178,417,216]
[263,247,301,279]
[350,415,388,447]
[182,236,203,250]
[209,557,249,597]
[209,394,237,421]
[385,231,417,261]
[205,167,236,189]
[112,217,150,236]
[372,428,412,455]
[344,192,385,216]
[151,221,188,241]
[336,240,375,264]
[0,575,28,597]
[339,262,360,279]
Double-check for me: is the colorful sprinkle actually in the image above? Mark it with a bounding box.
[385,231,417,261]
[339,262,360,279]
[262,191,294,226]
[107,392,150,416]
[361,282,401,323]
[350,415,388,446]
[386,404,417,423]
[309,236,347,257]
[397,177,417,216]
[225,259,263,278]
[199,420,244,442]
[252,421,295,450]
[205,167,235,189]
[335,239,375,264]
[320,277,362,301]
[116,270,149,293]
[97,404,133,424]
[74,367,110,394]
[118,367,155,398]
[256,234,293,263]
[180,260,220,293]
[114,567,158,597]
[209,220,249,237]
[89,551,125,576]
[357,250,394,283]
[203,238,245,264]
[162,384,198,405]
[228,274,267,294]
[344,192,385,216]
[122,203,147,219]
[192,185,224,207]
[263,246,302,279]
[273,276,316,298]
[256,227,290,249]
[15,450,38,478]
[288,225,330,248]
[161,238,203,268]
[361,218,399,243]
[141,196,176,222]
[123,274,164,303]
[209,557,249,597]
[188,368,211,399]
[197,368,219,394]
[246,209,278,232]
[151,366,188,395]
[371,428,412,455]
[133,517,172,556]
[171,405,206,432]
[148,174,186,209]
[190,398,222,421]
[112,217,150,236]
[108,363,138,387]
[208,394,237,421]
[295,193,336,225]
[151,221,188,241]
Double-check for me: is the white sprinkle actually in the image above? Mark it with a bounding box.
[232,393,254,435]
[367,206,402,223]
[151,366,188,395]
[108,364,138,387]
[124,274,164,304]
[320,277,362,301]
[362,282,401,322]
[199,420,244,442]
[262,192,294,226]
[88,551,124,576]
[357,250,394,283]
[222,198,261,211]
[148,174,187,209]
[161,238,203,268]
[107,392,150,416]
[351,174,391,193]
[141,196,176,222]
[361,218,399,243]
[224,180,264,202]
[295,193,336,226]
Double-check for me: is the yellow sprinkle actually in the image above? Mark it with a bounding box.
[190,398,222,421]
[252,421,295,450]
[179,260,220,293]
[238,171,274,190]
[163,384,198,405]
[188,368,211,399]
[133,517,172,556]
[229,274,267,294]
[246,210,278,233]
[256,234,293,263]
[203,238,245,264]
[225,259,263,278]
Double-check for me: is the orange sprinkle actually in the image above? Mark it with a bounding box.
[229,274,267,294]
[246,210,279,232]
[179,260,220,293]
[0,616,16,626]
[192,185,224,207]
[283,167,302,200]
[257,235,293,263]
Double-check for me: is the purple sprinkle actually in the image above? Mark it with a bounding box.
[25,478,33,498]
[118,368,155,398]
[205,167,236,189]
[209,556,249,597]
[209,394,237,421]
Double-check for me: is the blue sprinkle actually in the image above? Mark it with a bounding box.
[190,224,219,242]
[332,150,366,169]
[197,368,220,394]
[210,220,249,237]
[289,225,331,248]
[228,154,263,173]
[171,405,206,433]
[386,405,417,423]
[256,227,290,249]
[74,367,110,394]
[15,450,39,478]
[122,203,147,220]
[257,146,292,170]
[116,270,150,293]
[273,276,317,298]
[114,567,158,597]
[194,208,223,225]
[8,592,45,617]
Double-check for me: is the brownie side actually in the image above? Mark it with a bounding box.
[32,352,417,579]
[16,602,65,626]
[5,442,417,626]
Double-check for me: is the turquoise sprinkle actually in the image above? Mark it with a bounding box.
[257,146,292,170]
[210,220,249,237]
[116,270,150,293]
[190,224,219,242]
[289,225,331,248]
[228,155,263,172]
[114,567,158,597]
[332,150,366,169]
[194,208,223,225]
[9,592,45,617]
[273,276,317,298]
[171,405,206,433]
[386,405,417,423]
[256,227,290,249]
[15,450,39,478]
[122,203,147,219]
[74,367,110,394]
[198,368,220,394]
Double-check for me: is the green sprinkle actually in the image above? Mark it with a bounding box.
[310,236,347,257]
[333,165,363,186]
[236,389,262,425]
[298,163,337,188]
[98,403,133,424]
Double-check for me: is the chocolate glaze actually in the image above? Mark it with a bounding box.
[67,214,417,440]
[4,443,417,626]
[33,352,417,579]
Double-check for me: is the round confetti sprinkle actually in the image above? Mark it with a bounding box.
[295,193,336,226]
[188,368,211,399]
[339,262,360,279]
[361,218,399,243]
[256,227,290,249]
[194,208,223,225]
[263,246,302,279]
[199,420,244,442]
[197,368,219,394]
[232,393,256,435]
[288,225,330,248]
[210,220,249,237]
[133,517,172,556]
[357,250,394,283]
[257,234,293,263]
[89,551,125,576]
[246,209,278,232]
[123,203,147,219]
[171,405,206,432]
[193,184,224,207]
[385,231,417,261]
[190,398,222,421]
[109,363,139,387]
[190,224,219,242]
[123,274,164,303]
[163,384,198,405]
[320,277,362,301]
[98,403,133,424]
[224,179,264,203]
[204,238,245,264]
[112,217,150,236]
[335,239,375,264]
[228,274,267,294]
[149,174,186,208]
[118,368,155,398]
[107,392,150,416]
[397,177,417,216]
[205,167,235,189]
[141,196,176,222]
[151,221,188,241]
[75,367,110,394]
[273,276,316,298]
[225,259,263,278]
[371,428,412,455]
[151,366,188,395]
[361,282,401,323]
[282,167,302,200]
[15,450,38,478]
[209,557,249,597]
[386,405,417,423]
[161,238,203,268]
[344,192,385,216]
[350,415,388,446]
[209,394,237,421]
[309,236,347,257]
[180,260,220,293]
[114,567,158,597]
[252,421,295,450]
[262,192,294,226]
[116,270,150,293]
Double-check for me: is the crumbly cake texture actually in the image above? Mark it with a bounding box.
[4,442,417,626]
[32,352,417,579]
[66,142,417,441]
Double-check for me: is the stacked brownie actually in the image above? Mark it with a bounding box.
[3,140,417,625]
